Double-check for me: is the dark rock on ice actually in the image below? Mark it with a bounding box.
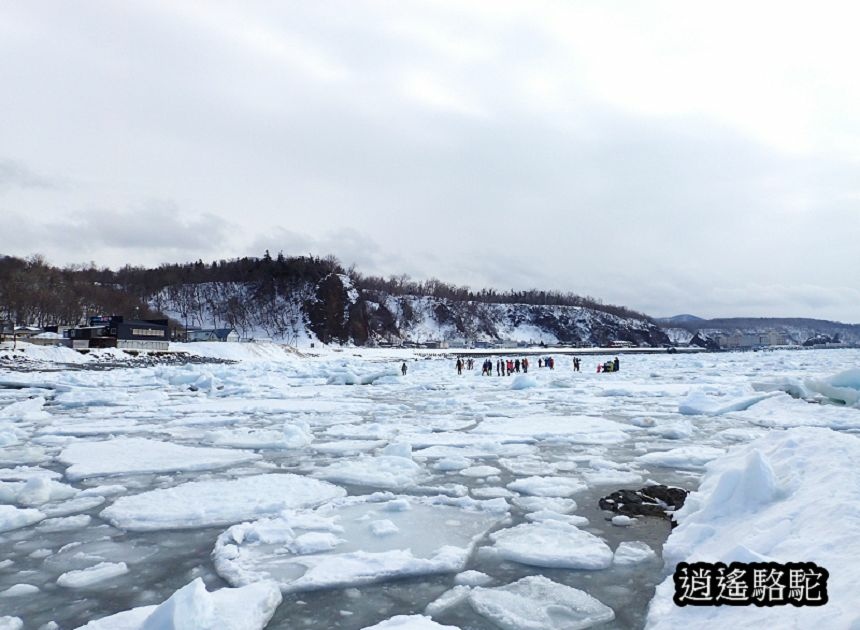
[598,485,688,524]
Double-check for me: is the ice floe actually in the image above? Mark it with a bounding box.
[60,438,260,480]
[76,577,282,630]
[214,494,509,592]
[101,473,345,530]
[468,575,615,630]
[485,520,612,569]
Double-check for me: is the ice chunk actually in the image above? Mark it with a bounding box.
[102,474,346,531]
[512,496,577,514]
[16,477,78,506]
[524,510,589,526]
[0,466,62,481]
[369,519,399,536]
[431,457,472,472]
[361,615,460,629]
[314,454,425,490]
[0,584,39,597]
[283,420,313,448]
[804,368,860,406]
[214,494,509,593]
[613,541,655,565]
[637,446,725,470]
[611,515,634,527]
[678,390,776,415]
[0,617,23,630]
[76,578,282,630]
[507,476,586,497]
[57,561,129,588]
[488,521,612,569]
[474,416,630,445]
[204,428,293,449]
[0,504,44,532]
[37,515,92,532]
[460,465,501,478]
[424,585,473,616]
[510,375,537,390]
[381,442,412,458]
[454,570,493,586]
[652,420,694,440]
[60,438,261,480]
[468,575,615,630]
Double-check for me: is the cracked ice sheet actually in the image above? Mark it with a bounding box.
[485,520,613,569]
[213,494,509,593]
[471,415,631,444]
[468,575,615,630]
[101,473,345,531]
[313,453,426,490]
[59,438,261,480]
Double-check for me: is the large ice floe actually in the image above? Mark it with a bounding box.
[646,427,860,629]
[444,575,616,630]
[76,577,281,630]
[59,437,260,480]
[101,473,346,530]
[484,520,613,569]
[213,493,509,592]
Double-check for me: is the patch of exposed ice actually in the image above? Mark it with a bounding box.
[613,541,655,565]
[57,562,129,588]
[0,504,44,532]
[75,577,281,630]
[468,575,615,630]
[101,474,345,531]
[486,520,612,569]
[507,476,586,497]
[361,615,460,630]
[214,494,509,593]
[60,438,260,480]
[637,446,725,470]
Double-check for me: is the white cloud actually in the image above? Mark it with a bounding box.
[1,1,859,322]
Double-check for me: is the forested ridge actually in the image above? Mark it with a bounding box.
[0,252,664,346]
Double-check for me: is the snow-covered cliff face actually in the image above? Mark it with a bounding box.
[358,293,667,347]
[151,274,668,347]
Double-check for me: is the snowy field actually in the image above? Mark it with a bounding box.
[1,343,859,629]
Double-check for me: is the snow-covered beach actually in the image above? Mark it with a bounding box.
[1,343,858,629]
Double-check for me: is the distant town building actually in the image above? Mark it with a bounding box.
[66,315,169,351]
[186,328,239,342]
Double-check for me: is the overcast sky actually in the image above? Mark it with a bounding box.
[2,1,859,322]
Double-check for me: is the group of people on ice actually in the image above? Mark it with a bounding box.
[453,354,620,375]
[598,357,621,372]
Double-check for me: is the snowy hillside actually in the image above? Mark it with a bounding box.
[150,274,668,348]
[658,316,860,347]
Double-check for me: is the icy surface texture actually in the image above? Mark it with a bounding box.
[214,494,509,592]
[646,427,860,628]
[469,575,615,630]
[102,474,346,530]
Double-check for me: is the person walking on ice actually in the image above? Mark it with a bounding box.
[401,362,407,376]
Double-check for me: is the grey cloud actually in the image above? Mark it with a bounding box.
[0,159,56,192]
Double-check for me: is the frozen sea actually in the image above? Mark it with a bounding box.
[1,344,859,629]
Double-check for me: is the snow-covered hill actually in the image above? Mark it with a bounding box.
[150,274,668,348]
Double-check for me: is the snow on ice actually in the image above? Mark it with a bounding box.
[213,494,509,593]
[59,438,261,480]
[101,473,345,531]
[1,344,860,629]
